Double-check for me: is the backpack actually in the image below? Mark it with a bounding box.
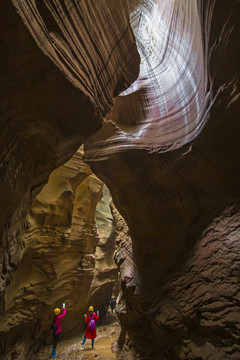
[50,321,57,334]
[88,314,96,331]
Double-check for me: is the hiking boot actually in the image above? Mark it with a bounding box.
[51,347,57,358]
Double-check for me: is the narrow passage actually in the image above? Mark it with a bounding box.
[35,314,120,360]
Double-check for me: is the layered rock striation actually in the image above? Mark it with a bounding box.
[84,0,240,359]
[0,0,139,325]
[0,149,118,359]
[85,0,216,160]
[0,0,240,360]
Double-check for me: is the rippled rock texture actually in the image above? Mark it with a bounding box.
[0,0,139,317]
[1,0,240,359]
[0,2,138,358]
[84,1,240,359]
[112,204,240,360]
[0,148,117,359]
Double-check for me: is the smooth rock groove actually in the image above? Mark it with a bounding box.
[12,0,140,116]
[84,0,240,359]
[0,1,240,360]
[0,148,118,359]
[85,0,216,160]
[0,2,139,358]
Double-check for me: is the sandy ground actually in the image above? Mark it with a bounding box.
[34,314,120,360]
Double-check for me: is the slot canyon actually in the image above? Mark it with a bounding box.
[0,0,240,359]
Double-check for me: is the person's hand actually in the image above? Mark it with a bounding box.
[84,313,87,318]
[97,310,99,316]
[62,303,66,308]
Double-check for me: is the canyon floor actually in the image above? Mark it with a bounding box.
[35,313,120,360]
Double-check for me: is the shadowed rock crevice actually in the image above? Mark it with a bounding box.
[0,149,118,358]
[84,1,240,359]
[0,0,240,359]
[0,3,139,356]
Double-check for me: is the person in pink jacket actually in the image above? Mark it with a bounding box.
[50,303,66,358]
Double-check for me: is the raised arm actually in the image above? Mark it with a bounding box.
[94,312,99,321]
[57,307,66,319]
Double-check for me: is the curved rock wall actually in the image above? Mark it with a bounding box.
[90,189,118,315]
[0,0,240,359]
[12,0,140,115]
[84,1,240,359]
[112,204,240,359]
[85,0,215,160]
[0,0,139,324]
[0,149,118,359]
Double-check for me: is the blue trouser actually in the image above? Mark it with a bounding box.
[81,336,94,348]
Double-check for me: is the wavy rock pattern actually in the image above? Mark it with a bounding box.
[0,2,138,355]
[90,188,118,313]
[85,0,215,160]
[111,204,143,360]
[0,149,117,359]
[84,1,240,359]
[0,0,240,359]
[12,0,140,116]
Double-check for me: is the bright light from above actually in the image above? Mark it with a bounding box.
[117,0,213,152]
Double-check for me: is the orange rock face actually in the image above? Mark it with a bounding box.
[0,2,138,357]
[0,148,118,358]
[0,0,139,315]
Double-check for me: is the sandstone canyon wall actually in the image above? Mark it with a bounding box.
[0,0,240,360]
[0,148,118,359]
[0,1,138,358]
[84,1,240,359]
[0,0,139,324]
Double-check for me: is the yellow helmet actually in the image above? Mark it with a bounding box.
[54,308,60,316]
[88,306,94,312]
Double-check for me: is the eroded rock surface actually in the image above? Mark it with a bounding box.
[0,0,240,359]
[0,0,139,324]
[84,1,240,359]
[112,204,240,359]
[90,187,118,313]
[0,149,117,359]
